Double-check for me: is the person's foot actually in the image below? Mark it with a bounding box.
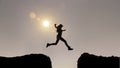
[46,43,50,48]
[68,47,73,50]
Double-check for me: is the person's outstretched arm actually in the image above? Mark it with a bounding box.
[62,29,66,31]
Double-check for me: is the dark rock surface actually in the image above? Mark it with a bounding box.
[78,52,119,68]
[0,54,52,68]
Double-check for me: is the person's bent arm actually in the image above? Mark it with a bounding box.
[54,24,57,28]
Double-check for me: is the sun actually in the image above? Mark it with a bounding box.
[43,20,50,27]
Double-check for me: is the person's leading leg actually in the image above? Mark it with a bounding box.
[60,37,73,50]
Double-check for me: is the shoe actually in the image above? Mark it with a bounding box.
[46,43,50,48]
[68,48,73,50]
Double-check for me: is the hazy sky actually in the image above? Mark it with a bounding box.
[0,0,120,68]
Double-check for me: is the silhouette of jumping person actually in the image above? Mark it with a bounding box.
[46,24,73,50]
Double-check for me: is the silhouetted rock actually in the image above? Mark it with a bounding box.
[78,52,119,68]
[0,54,52,68]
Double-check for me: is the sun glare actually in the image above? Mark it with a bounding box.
[43,20,50,27]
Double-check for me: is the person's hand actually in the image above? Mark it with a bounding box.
[63,29,66,31]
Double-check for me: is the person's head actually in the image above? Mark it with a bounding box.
[58,24,63,28]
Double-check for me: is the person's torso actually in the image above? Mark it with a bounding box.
[56,29,62,36]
